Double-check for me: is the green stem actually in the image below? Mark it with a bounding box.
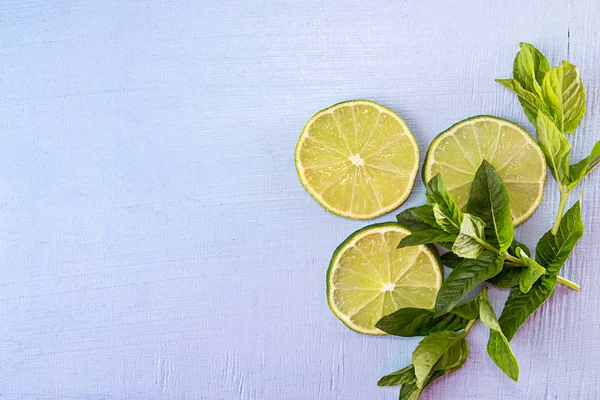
[479,240,527,266]
[463,317,477,336]
[503,252,525,266]
[557,276,581,291]
[480,239,580,291]
[479,240,503,255]
[551,189,570,235]
[462,287,485,336]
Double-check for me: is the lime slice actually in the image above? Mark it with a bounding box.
[295,100,419,220]
[327,223,442,335]
[423,116,546,225]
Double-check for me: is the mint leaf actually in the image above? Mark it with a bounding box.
[376,308,469,337]
[542,61,586,134]
[487,267,525,288]
[440,251,463,269]
[498,275,557,341]
[536,112,572,184]
[495,78,543,124]
[452,214,487,259]
[399,382,421,400]
[535,200,584,276]
[425,174,463,230]
[515,247,546,293]
[513,42,550,96]
[434,251,504,316]
[412,331,463,387]
[450,297,480,320]
[569,140,600,189]
[410,338,469,398]
[398,229,456,248]
[378,365,415,386]
[385,334,469,399]
[432,337,470,374]
[433,203,461,234]
[479,290,519,381]
[396,205,440,232]
[467,160,514,251]
[443,241,531,289]
[490,242,532,288]
[519,267,546,294]
[444,257,523,288]
[508,239,531,257]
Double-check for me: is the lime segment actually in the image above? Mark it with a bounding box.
[327,223,442,335]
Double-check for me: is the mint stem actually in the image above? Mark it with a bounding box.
[557,276,581,291]
[463,316,478,335]
[478,241,525,266]
[479,238,580,291]
[503,252,524,266]
[462,287,486,336]
[551,189,571,235]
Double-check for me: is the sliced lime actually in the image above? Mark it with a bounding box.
[295,100,419,219]
[327,223,442,335]
[423,116,546,225]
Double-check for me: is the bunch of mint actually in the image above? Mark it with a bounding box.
[375,43,595,400]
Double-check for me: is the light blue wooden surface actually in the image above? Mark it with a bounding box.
[2,1,600,399]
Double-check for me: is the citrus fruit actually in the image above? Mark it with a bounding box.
[295,100,419,219]
[327,223,442,335]
[423,116,546,225]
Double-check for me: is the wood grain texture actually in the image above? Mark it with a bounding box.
[1,0,599,398]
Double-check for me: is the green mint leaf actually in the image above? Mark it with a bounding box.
[515,247,546,293]
[440,251,463,269]
[412,331,463,388]
[376,308,469,337]
[432,337,470,373]
[398,229,456,248]
[487,267,525,288]
[378,364,415,387]
[425,174,463,227]
[450,297,480,320]
[495,78,543,125]
[536,112,572,184]
[541,61,586,134]
[378,366,421,400]
[513,42,550,96]
[479,290,519,381]
[397,337,470,399]
[444,256,523,289]
[508,240,531,257]
[519,267,546,294]
[487,331,519,381]
[433,203,461,235]
[444,240,531,289]
[498,275,557,341]
[568,140,600,188]
[434,251,504,316]
[535,200,584,275]
[399,382,422,400]
[467,160,514,251]
[396,205,440,232]
[452,214,487,259]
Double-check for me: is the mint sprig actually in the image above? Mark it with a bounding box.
[330,42,598,399]
[380,158,585,398]
[497,42,596,235]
